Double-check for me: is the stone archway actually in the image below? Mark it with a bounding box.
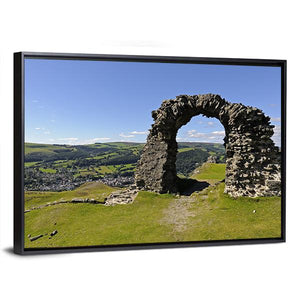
[135,94,281,198]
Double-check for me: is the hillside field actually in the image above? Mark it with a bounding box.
[24,141,226,192]
[24,163,281,249]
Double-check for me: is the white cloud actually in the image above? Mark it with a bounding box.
[79,137,112,145]
[91,137,111,141]
[271,117,281,122]
[35,127,41,130]
[186,129,225,143]
[119,133,134,138]
[272,125,281,146]
[32,100,39,103]
[53,137,79,145]
[58,137,78,141]
[130,130,148,135]
[187,130,205,138]
[207,121,214,126]
[211,130,225,135]
[44,131,51,135]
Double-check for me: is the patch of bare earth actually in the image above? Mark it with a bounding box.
[160,195,198,240]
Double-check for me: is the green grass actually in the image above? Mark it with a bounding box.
[192,163,226,184]
[94,164,135,175]
[86,152,118,160]
[182,183,281,241]
[25,182,116,209]
[105,142,143,147]
[25,191,174,248]
[25,143,72,155]
[53,160,75,167]
[25,161,39,167]
[95,166,114,174]
[24,162,281,248]
[178,147,194,153]
[40,168,57,174]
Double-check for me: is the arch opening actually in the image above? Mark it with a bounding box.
[135,94,281,198]
[175,114,226,178]
[175,115,226,194]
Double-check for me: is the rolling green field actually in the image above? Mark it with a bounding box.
[25,182,116,208]
[25,163,281,248]
[191,163,226,184]
[24,142,225,188]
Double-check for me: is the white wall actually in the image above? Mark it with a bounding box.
[0,1,299,299]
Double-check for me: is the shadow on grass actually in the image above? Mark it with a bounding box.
[177,178,210,196]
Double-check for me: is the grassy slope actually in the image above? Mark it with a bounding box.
[183,183,281,241]
[191,162,226,184]
[178,147,194,153]
[25,143,72,155]
[25,182,116,209]
[25,163,281,248]
[25,191,174,248]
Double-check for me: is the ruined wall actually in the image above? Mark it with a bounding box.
[135,94,281,198]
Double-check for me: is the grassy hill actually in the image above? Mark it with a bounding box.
[24,163,281,249]
[191,162,226,184]
[25,181,116,209]
[24,142,226,191]
[24,141,224,163]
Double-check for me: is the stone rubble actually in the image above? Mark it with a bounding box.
[207,156,217,163]
[104,186,138,206]
[24,188,140,212]
[30,234,43,242]
[24,198,104,213]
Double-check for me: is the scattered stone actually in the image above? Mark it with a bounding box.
[24,197,105,213]
[71,198,102,204]
[50,230,58,236]
[253,210,256,213]
[135,94,281,198]
[207,156,217,163]
[27,234,31,238]
[30,234,43,242]
[105,187,138,206]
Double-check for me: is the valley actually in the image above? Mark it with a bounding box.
[24,141,225,191]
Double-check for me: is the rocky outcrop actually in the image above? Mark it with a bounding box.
[207,156,217,163]
[104,187,138,206]
[135,94,281,198]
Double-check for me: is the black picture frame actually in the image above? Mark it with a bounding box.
[14,52,286,255]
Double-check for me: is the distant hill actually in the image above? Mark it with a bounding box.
[25,141,224,161]
[24,142,225,191]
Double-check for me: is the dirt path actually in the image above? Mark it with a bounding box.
[160,195,198,240]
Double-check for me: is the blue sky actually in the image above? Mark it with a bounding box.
[25,59,281,145]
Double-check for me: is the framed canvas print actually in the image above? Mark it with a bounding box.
[14,52,286,254]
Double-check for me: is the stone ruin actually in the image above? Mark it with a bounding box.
[135,94,281,198]
[206,155,217,164]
